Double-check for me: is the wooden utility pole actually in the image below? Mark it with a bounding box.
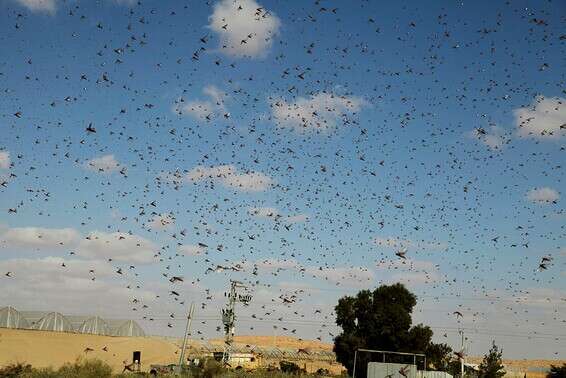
[460,329,465,378]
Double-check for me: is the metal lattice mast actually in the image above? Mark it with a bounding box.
[221,280,252,366]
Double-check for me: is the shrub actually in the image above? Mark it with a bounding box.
[0,363,33,378]
[279,361,304,375]
[547,363,566,378]
[55,358,113,378]
[0,359,114,378]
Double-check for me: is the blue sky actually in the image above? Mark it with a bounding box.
[0,0,564,360]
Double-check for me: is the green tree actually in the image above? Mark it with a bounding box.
[333,283,451,378]
[547,363,566,378]
[478,341,505,378]
[425,343,454,372]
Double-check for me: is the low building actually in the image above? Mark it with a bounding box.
[212,351,260,368]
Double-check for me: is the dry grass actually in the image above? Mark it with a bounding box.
[0,328,341,375]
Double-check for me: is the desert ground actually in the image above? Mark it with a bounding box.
[0,328,562,376]
[0,328,341,374]
[209,335,334,350]
[0,328,180,372]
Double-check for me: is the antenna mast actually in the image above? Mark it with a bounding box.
[221,280,252,366]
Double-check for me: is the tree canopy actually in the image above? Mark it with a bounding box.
[547,363,566,378]
[333,283,452,377]
[478,341,505,378]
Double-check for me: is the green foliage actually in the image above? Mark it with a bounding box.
[0,359,326,378]
[0,359,111,378]
[0,364,33,378]
[478,341,505,378]
[547,363,566,378]
[446,359,463,378]
[58,358,113,378]
[188,358,226,378]
[333,283,452,378]
[279,361,304,375]
[425,343,453,372]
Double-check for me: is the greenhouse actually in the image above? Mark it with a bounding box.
[113,319,145,337]
[77,316,111,336]
[32,312,74,332]
[0,306,30,329]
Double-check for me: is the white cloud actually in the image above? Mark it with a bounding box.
[148,213,175,230]
[0,226,80,250]
[174,85,228,120]
[0,257,155,316]
[376,258,441,286]
[249,206,279,218]
[179,244,206,256]
[514,96,566,139]
[374,236,447,251]
[76,231,156,264]
[271,92,366,132]
[84,154,122,173]
[203,85,226,104]
[304,266,375,287]
[468,126,509,150]
[514,287,566,309]
[186,164,273,192]
[0,256,114,279]
[13,0,56,13]
[249,207,307,223]
[0,151,10,169]
[0,226,155,264]
[390,271,440,286]
[284,214,308,223]
[376,258,437,272]
[254,258,298,272]
[526,187,560,204]
[208,0,281,58]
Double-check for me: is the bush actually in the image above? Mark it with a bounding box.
[547,363,566,378]
[0,363,33,378]
[56,359,113,378]
[0,359,113,378]
[279,361,304,375]
[188,358,226,378]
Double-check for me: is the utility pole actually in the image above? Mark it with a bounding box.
[221,280,252,366]
[459,329,465,378]
[178,302,195,369]
[272,326,276,347]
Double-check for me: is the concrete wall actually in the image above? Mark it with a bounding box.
[417,370,454,378]
[367,362,417,378]
[367,362,453,378]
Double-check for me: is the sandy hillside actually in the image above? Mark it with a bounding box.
[2,328,561,376]
[0,328,180,371]
[467,357,565,373]
[209,335,334,350]
[0,329,336,372]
